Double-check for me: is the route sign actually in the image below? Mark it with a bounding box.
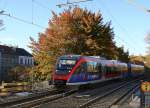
[141,82,150,92]
[141,81,150,108]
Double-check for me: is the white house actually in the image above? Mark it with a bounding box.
[19,56,34,66]
[0,45,34,82]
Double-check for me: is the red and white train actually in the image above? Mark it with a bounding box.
[52,55,144,86]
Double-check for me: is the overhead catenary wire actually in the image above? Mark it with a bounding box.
[127,0,150,13]
[0,11,45,29]
[99,0,142,54]
[33,0,50,11]
[32,0,34,24]
[0,0,146,55]
[57,0,140,54]
[56,0,93,8]
[0,0,7,12]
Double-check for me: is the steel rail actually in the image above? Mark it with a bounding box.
[35,79,134,108]
[32,81,125,108]
[109,84,139,108]
[79,77,146,108]
[7,89,77,108]
[0,89,65,107]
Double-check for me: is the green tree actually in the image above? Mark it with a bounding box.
[116,46,130,62]
[8,65,31,82]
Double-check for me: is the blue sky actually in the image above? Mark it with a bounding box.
[0,0,150,55]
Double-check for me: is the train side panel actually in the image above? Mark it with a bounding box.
[119,63,128,78]
[67,59,102,85]
[52,55,145,86]
[130,64,144,77]
[101,60,122,79]
[67,59,122,85]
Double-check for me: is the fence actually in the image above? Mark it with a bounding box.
[0,82,30,97]
[0,81,54,96]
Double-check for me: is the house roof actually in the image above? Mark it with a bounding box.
[0,45,32,57]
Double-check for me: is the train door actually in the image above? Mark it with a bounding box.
[98,63,102,79]
[101,64,105,80]
[113,62,120,77]
[67,62,87,84]
[80,62,88,81]
[104,65,111,79]
[86,61,101,81]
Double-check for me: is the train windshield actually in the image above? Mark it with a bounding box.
[57,59,77,71]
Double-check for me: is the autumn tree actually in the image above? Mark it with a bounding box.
[145,55,150,67]
[130,55,145,65]
[29,7,120,81]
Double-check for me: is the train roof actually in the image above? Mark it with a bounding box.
[59,55,81,60]
[59,55,106,60]
[59,55,124,64]
[131,64,144,67]
[59,55,144,67]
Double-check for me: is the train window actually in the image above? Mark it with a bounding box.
[57,59,76,70]
[87,62,99,73]
[105,66,108,74]
[116,65,121,74]
[106,66,111,74]
[98,63,102,72]
[113,66,117,73]
[101,66,105,73]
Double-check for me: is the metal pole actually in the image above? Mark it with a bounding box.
[140,80,144,108]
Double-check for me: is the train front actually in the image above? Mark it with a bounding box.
[52,55,80,85]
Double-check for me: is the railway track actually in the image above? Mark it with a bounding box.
[0,79,120,108]
[80,77,148,108]
[0,76,147,108]
[80,80,140,108]
[33,79,133,108]
[110,83,141,107]
[32,77,146,108]
[0,88,73,108]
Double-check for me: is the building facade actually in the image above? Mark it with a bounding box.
[0,45,34,82]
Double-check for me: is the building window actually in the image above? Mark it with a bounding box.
[20,58,23,64]
[30,59,33,65]
[28,59,30,65]
[25,59,26,65]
